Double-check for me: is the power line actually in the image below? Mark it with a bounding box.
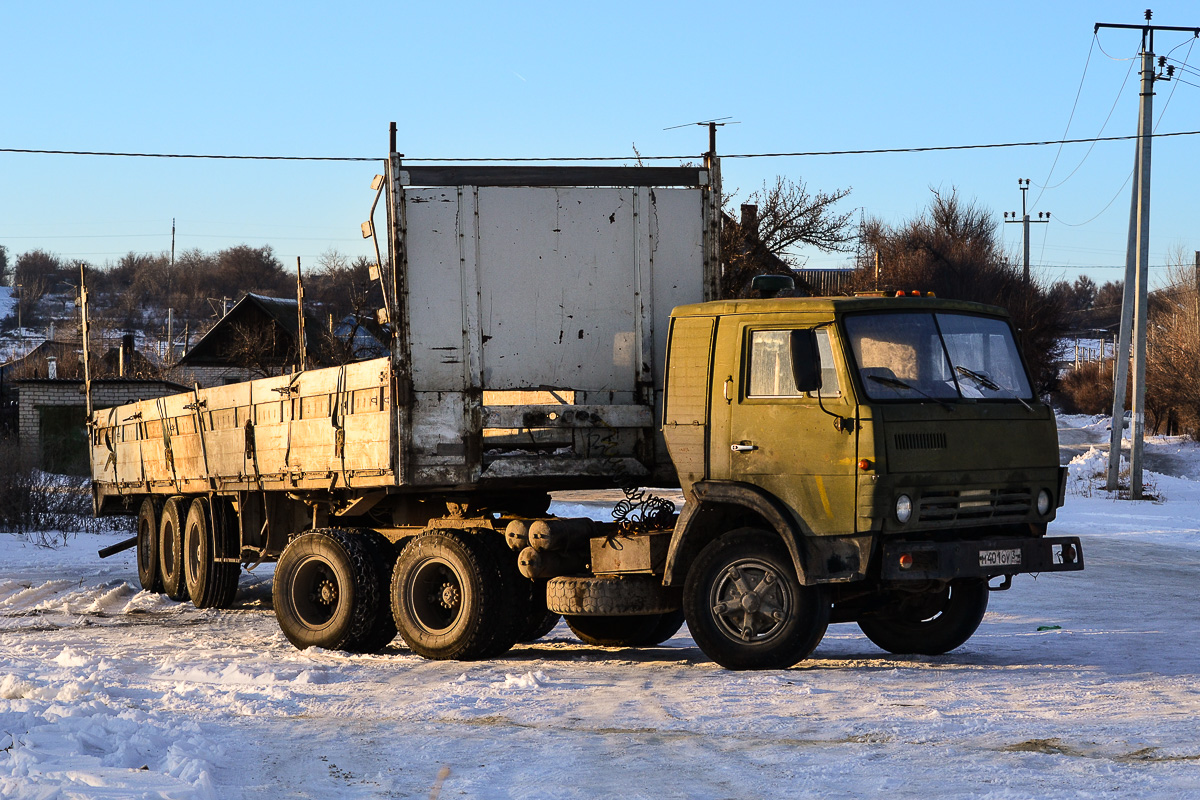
[0,148,379,162]
[719,129,1200,159]
[1033,52,1135,200]
[1031,36,1098,208]
[6,129,1200,164]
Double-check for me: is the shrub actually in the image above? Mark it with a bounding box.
[1057,360,1119,416]
[0,439,124,534]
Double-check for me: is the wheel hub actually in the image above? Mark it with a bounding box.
[711,561,791,644]
[439,583,461,609]
[316,579,338,606]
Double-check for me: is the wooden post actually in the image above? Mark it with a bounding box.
[79,264,93,421]
[296,256,307,369]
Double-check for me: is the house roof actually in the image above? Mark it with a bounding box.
[177,293,389,368]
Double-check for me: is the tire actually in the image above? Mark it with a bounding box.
[183,498,240,610]
[273,529,384,651]
[391,530,507,661]
[546,575,680,617]
[646,608,686,645]
[566,609,685,648]
[857,579,990,656]
[348,529,398,653]
[518,580,561,642]
[683,528,830,671]
[474,532,525,658]
[158,497,189,601]
[136,497,162,593]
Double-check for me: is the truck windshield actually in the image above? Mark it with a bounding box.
[843,312,1033,402]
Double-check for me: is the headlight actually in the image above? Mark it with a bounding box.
[1037,489,1052,516]
[895,494,913,524]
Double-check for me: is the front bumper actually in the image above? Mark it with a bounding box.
[879,535,1084,582]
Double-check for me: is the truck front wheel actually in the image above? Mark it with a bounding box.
[856,579,989,655]
[273,529,383,651]
[684,529,829,670]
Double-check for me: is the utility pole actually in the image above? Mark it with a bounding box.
[704,121,723,301]
[1096,9,1194,499]
[1003,179,1049,285]
[666,116,734,301]
[1107,128,1141,491]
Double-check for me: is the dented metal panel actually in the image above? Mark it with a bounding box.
[392,181,707,488]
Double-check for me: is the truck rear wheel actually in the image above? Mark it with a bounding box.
[136,498,163,593]
[391,530,506,660]
[683,528,829,670]
[183,498,239,610]
[857,579,989,655]
[349,529,398,653]
[158,497,189,601]
[274,529,384,651]
[565,609,684,647]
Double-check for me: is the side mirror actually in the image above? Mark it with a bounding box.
[790,330,822,393]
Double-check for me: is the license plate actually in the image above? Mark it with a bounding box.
[979,548,1022,567]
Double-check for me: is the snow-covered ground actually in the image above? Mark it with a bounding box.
[3,419,1200,798]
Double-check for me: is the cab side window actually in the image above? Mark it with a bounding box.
[747,329,840,398]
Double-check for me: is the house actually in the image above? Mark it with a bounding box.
[16,377,187,474]
[171,293,387,388]
[0,340,84,435]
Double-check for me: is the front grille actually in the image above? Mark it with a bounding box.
[917,488,1032,523]
[894,432,947,451]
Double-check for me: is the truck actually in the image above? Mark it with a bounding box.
[88,128,1083,670]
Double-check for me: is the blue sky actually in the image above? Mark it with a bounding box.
[2,1,1198,291]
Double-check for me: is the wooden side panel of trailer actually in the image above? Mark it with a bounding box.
[91,357,394,502]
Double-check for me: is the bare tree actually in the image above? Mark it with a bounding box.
[856,188,1069,394]
[721,176,854,296]
[1145,252,1200,437]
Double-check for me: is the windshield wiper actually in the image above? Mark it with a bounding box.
[867,374,952,411]
[954,366,1032,411]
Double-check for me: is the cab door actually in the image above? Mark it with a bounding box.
[713,317,859,537]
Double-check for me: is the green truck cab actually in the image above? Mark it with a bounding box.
[661,294,1082,669]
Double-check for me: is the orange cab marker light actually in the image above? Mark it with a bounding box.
[858,459,871,471]
[899,553,914,570]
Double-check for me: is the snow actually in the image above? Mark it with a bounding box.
[3,419,1200,797]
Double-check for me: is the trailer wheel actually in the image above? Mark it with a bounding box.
[683,528,829,670]
[158,497,189,601]
[391,530,506,660]
[183,498,240,610]
[347,529,398,653]
[856,579,989,656]
[273,529,382,651]
[136,497,163,593]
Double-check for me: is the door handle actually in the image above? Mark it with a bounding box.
[730,443,758,452]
